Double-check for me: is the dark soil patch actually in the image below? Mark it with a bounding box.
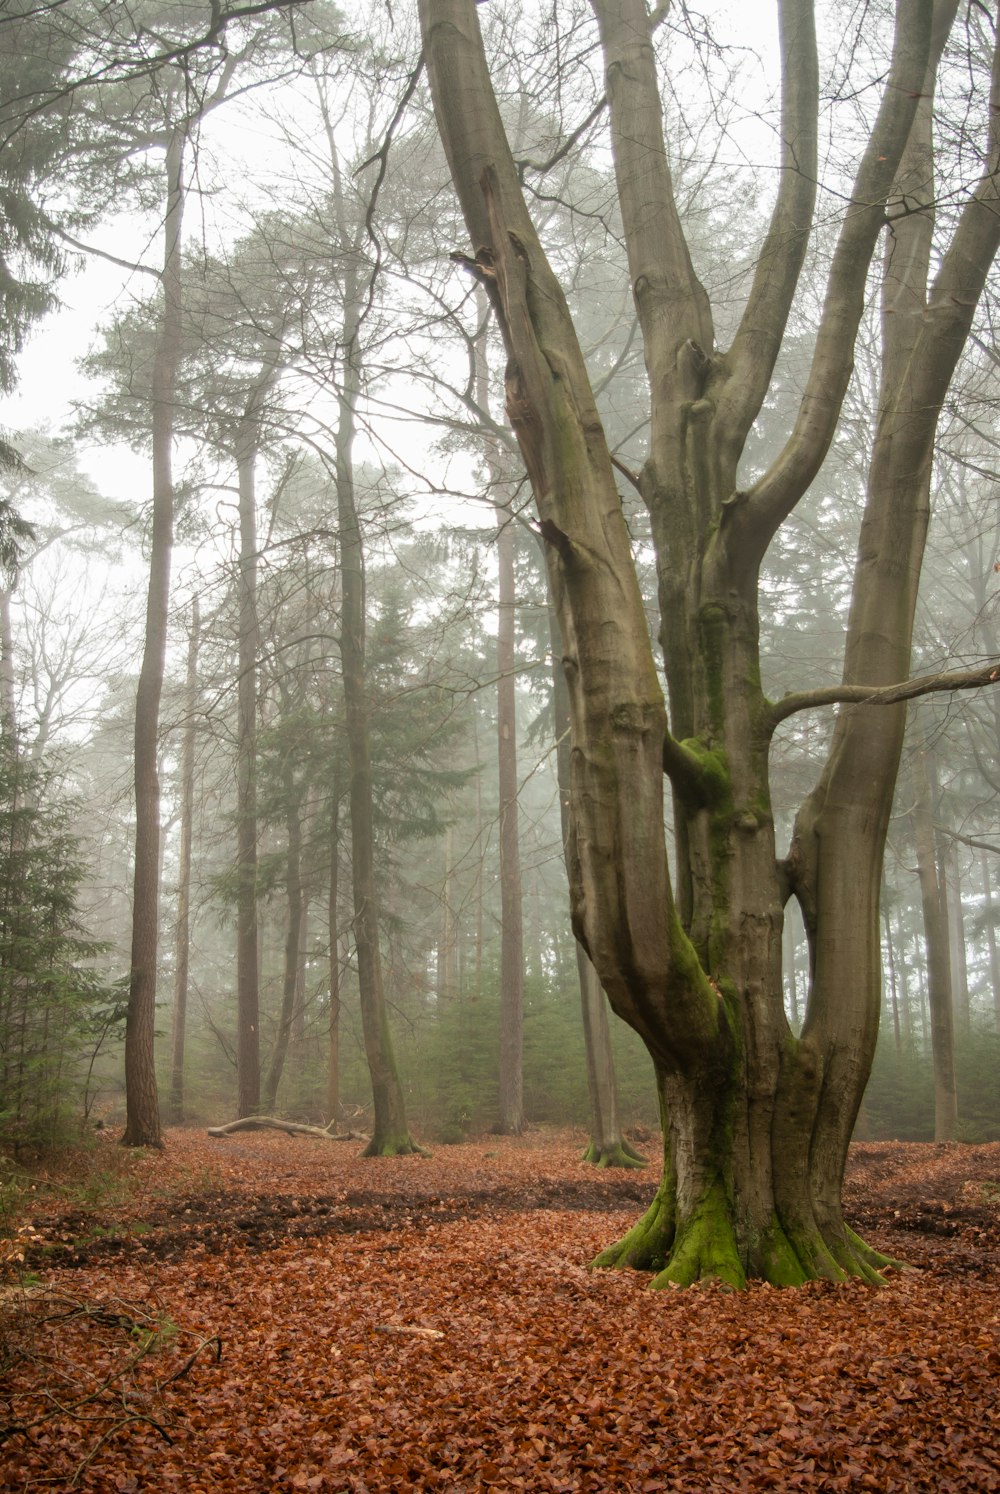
[26,1174,655,1268]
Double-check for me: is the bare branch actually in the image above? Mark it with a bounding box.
[770,660,1000,728]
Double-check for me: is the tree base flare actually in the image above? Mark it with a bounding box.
[649,1181,745,1290]
[591,1172,674,1273]
[592,1181,905,1289]
[580,1138,648,1169]
[361,1134,430,1158]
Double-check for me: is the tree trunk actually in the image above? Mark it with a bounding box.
[235,418,261,1117]
[437,827,458,1002]
[981,852,1000,1031]
[494,500,525,1133]
[123,126,187,1149]
[0,581,17,744]
[263,746,304,1112]
[336,276,418,1157]
[327,777,341,1123]
[168,596,199,1125]
[423,0,999,1284]
[882,903,903,1059]
[550,587,643,1169]
[912,741,959,1139]
[291,897,308,1053]
[942,840,969,1036]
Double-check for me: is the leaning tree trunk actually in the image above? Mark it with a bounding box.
[123,126,187,1149]
[423,0,999,1284]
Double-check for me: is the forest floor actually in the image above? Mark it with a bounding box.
[0,1127,998,1492]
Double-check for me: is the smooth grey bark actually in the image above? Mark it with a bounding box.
[168,595,199,1125]
[123,125,186,1150]
[422,0,1000,1283]
[550,589,644,1168]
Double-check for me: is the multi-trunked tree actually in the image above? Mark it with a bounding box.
[420,0,1000,1284]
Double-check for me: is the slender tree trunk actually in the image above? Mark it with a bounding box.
[912,742,959,1139]
[235,423,261,1116]
[169,596,199,1125]
[438,827,458,1002]
[942,842,970,1035]
[263,749,304,1112]
[882,904,903,1060]
[494,502,524,1133]
[292,898,308,1052]
[123,127,187,1149]
[0,581,17,744]
[327,779,341,1123]
[336,282,418,1157]
[783,914,800,1030]
[981,852,1000,1030]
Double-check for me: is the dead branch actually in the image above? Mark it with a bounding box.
[206,1116,369,1141]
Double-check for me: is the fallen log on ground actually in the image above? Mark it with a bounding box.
[206,1117,369,1142]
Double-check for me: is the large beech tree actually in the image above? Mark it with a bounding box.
[421,0,1000,1285]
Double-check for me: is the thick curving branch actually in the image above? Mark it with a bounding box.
[769,660,1000,729]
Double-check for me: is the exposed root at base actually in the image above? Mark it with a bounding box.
[361,1135,430,1159]
[579,1139,648,1170]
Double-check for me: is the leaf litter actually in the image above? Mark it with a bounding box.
[1,1130,998,1491]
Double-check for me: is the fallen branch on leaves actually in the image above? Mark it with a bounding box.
[0,1286,222,1484]
[206,1116,370,1142]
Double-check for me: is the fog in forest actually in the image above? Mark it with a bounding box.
[1,0,998,1201]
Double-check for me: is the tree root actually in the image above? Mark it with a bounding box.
[591,1174,675,1272]
[579,1138,648,1169]
[361,1134,430,1158]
